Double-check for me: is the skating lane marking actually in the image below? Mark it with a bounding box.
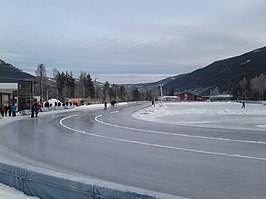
[59,115,266,162]
[95,115,266,145]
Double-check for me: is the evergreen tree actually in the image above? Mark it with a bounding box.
[84,73,95,98]
[66,71,75,98]
[54,70,66,102]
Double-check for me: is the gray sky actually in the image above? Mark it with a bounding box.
[0,0,266,84]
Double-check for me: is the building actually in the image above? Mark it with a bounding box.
[0,83,17,105]
[17,80,35,110]
[0,59,34,107]
[176,91,209,101]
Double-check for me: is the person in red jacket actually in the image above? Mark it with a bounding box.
[0,104,5,116]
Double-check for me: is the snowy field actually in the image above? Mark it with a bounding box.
[1,101,266,198]
[133,101,266,131]
[0,183,39,199]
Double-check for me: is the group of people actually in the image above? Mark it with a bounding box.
[31,102,42,118]
[0,104,17,117]
[104,101,117,110]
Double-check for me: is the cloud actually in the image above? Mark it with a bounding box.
[1,0,266,83]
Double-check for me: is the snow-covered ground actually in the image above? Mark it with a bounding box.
[0,183,39,199]
[1,101,266,198]
[133,101,266,131]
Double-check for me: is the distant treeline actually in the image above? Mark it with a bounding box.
[34,64,158,103]
[229,73,266,100]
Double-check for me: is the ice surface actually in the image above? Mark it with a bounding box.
[0,104,105,199]
[1,101,266,198]
[132,101,266,131]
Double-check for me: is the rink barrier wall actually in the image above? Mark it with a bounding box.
[0,161,182,199]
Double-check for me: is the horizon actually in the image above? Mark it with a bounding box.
[1,0,266,84]
[1,45,265,84]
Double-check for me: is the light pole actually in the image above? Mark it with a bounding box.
[94,78,97,103]
[40,64,43,104]
[159,83,163,106]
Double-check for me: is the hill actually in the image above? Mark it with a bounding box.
[0,59,34,83]
[126,74,187,90]
[133,46,266,96]
[164,46,266,95]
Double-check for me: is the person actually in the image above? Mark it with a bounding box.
[31,103,36,118]
[241,101,245,109]
[11,104,16,117]
[4,105,8,116]
[35,102,42,117]
[8,105,11,116]
[104,101,107,110]
[0,104,4,116]
[45,101,49,107]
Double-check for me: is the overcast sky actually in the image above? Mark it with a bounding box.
[0,0,266,84]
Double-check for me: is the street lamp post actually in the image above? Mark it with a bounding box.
[94,78,97,104]
[159,83,163,106]
[40,64,43,104]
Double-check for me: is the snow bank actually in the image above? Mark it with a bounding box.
[0,183,39,199]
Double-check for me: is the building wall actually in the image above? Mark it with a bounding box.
[0,83,17,105]
[176,91,209,101]
[177,92,196,101]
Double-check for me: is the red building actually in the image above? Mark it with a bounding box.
[176,91,209,101]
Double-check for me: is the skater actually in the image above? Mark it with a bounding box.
[4,105,8,116]
[0,104,4,116]
[241,101,245,109]
[31,103,35,118]
[104,101,107,110]
[35,102,42,117]
[8,105,11,116]
[11,104,16,117]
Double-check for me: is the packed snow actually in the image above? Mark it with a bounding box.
[0,183,39,199]
[1,101,266,198]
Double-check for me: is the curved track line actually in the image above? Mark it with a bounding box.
[60,115,266,162]
[95,115,266,145]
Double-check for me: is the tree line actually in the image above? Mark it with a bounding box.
[230,73,266,100]
[35,64,157,104]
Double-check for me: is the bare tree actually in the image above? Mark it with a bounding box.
[239,77,248,99]
[35,64,46,103]
[250,73,266,100]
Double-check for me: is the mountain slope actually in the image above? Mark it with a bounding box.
[162,46,266,95]
[0,59,34,83]
[126,74,188,90]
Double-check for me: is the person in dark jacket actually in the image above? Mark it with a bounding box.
[241,101,245,109]
[4,105,8,116]
[8,105,11,116]
[31,103,36,118]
